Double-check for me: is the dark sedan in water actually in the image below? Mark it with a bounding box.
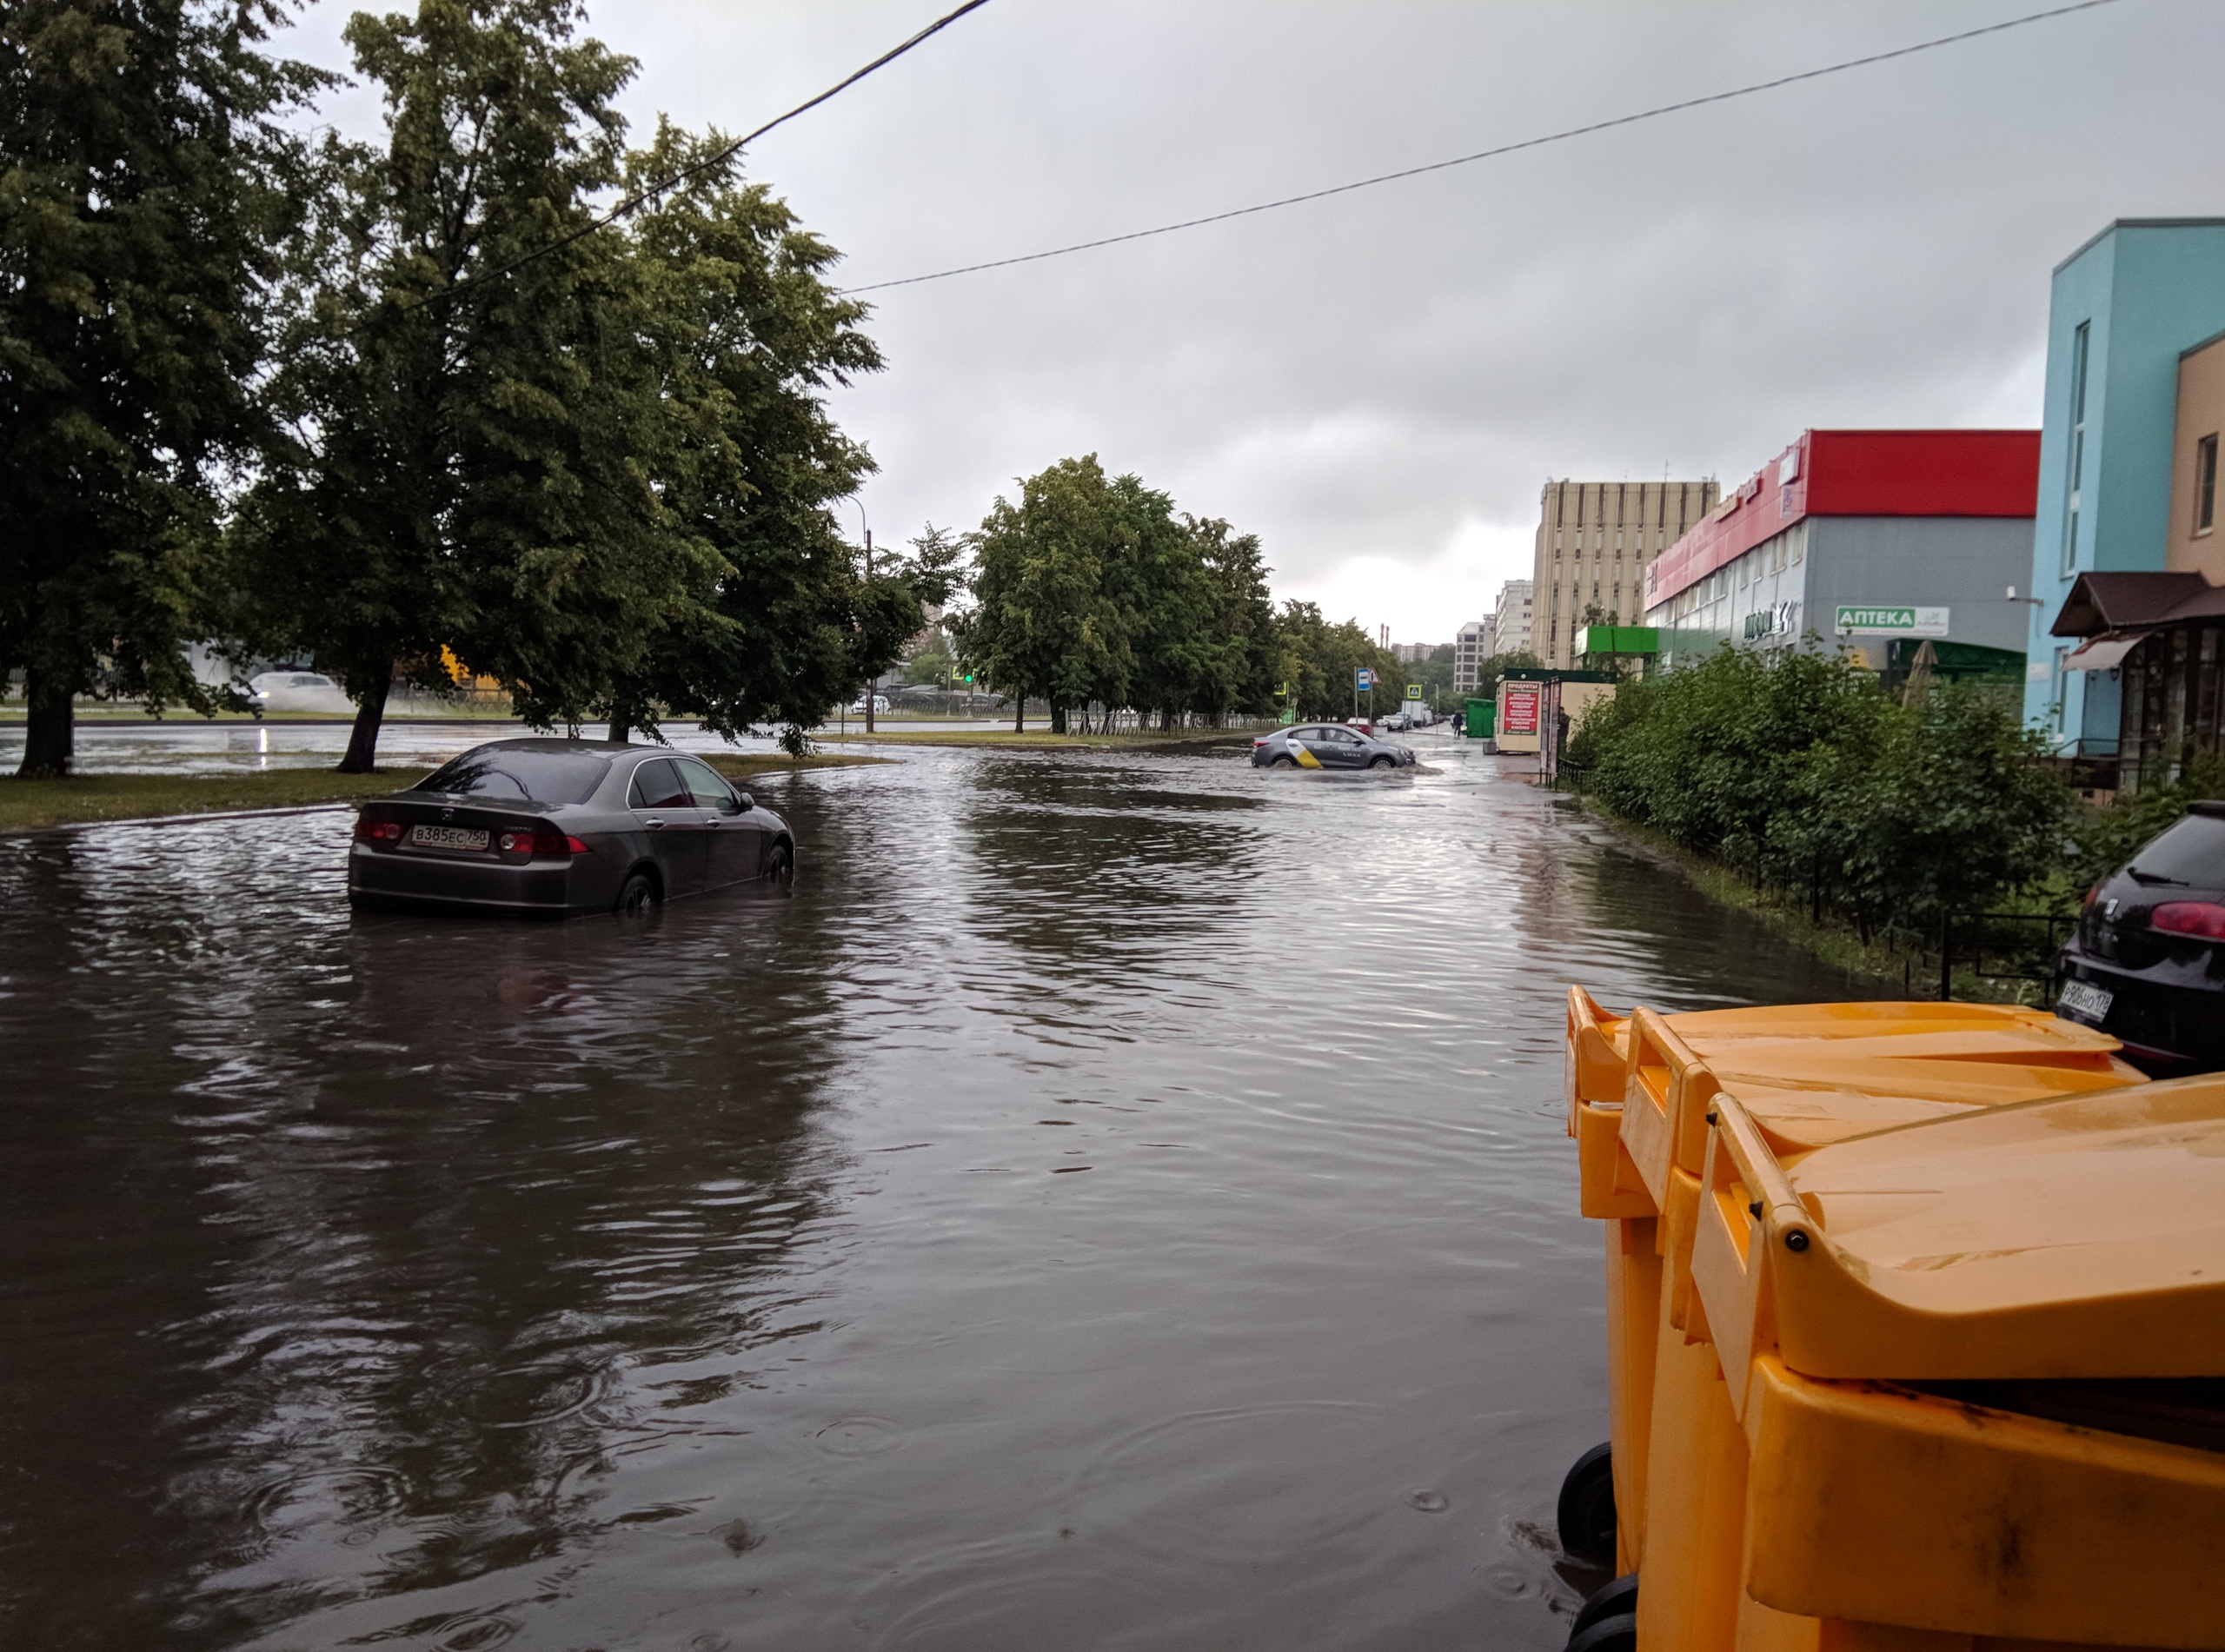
[349,739,794,919]
[1250,723,1416,770]
[2056,800,2225,1074]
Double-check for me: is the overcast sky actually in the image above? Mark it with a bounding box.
[288,0,2225,646]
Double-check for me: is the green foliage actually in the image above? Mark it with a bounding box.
[953,455,1276,731]
[1,0,324,775]
[1268,602,1406,723]
[581,123,942,753]
[1569,642,2072,941]
[2066,750,2225,895]
[233,0,711,769]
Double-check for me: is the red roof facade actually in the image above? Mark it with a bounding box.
[1644,429,2041,609]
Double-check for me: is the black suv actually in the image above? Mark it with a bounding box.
[2056,800,2225,1074]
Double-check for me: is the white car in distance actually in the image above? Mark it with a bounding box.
[248,671,355,714]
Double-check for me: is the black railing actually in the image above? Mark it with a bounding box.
[1939,910,2078,1005]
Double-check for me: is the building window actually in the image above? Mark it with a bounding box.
[2062,320,2089,578]
[2197,433,2219,535]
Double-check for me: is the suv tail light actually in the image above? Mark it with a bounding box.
[354,816,403,843]
[2150,901,2225,939]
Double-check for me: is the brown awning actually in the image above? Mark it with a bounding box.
[2062,633,2145,671]
[2049,572,2210,637]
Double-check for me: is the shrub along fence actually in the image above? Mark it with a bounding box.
[1558,644,2080,993]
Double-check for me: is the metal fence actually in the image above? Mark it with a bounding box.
[1939,910,2078,1005]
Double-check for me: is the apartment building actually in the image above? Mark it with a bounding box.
[1452,618,1495,692]
[1531,480,1718,668]
[1494,580,1533,660]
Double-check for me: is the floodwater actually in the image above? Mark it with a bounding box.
[0,735,1863,1650]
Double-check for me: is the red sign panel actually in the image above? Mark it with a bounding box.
[1501,684,1541,736]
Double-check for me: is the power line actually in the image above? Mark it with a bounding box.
[408,0,992,309]
[845,0,2122,295]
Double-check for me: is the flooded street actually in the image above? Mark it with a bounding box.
[0,735,1863,1651]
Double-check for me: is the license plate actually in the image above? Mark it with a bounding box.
[2058,979,2113,1022]
[409,824,489,852]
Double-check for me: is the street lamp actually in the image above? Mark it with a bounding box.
[846,497,875,733]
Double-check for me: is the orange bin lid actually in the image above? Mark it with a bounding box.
[1696,1077,2225,1382]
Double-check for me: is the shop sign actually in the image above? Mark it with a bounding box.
[1834,605,1948,635]
[1501,683,1541,736]
[1743,600,1799,640]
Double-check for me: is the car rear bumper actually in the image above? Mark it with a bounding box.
[2056,950,2225,1073]
[347,845,596,919]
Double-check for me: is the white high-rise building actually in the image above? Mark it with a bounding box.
[1494,579,1535,660]
[1453,618,1496,692]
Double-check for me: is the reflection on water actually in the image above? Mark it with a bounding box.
[0,736,1863,1650]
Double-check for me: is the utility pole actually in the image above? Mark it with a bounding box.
[863,528,875,734]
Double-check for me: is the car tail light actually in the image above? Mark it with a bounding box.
[495,827,583,857]
[2082,883,2099,910]
[2150,901,2225,939]
[354,816,403,843]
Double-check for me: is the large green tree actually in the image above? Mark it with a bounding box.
[957,454,1131,733]
[234,0,721,772]
[587,127,954,753]
[1,0,320,777]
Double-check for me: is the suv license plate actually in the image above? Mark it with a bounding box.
[410,824,489,852]
[2058,979,2113,1022]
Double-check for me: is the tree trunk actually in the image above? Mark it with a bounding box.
[17,668,74,779]
[1013,699,1023,733]
[1051,704,1067,735]
[608,707,633,745]
[338,677,391,773]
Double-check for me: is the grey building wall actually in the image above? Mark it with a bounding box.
[1807,516,2035,654]
[1646,514,2034,664]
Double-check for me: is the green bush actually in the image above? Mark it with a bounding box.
[1567,642,2071,943]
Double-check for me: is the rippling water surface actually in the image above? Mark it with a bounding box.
[0,734,1864,1650]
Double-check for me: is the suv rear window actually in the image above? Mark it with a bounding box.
[416,748,609,806]
[2127,811,2225,888]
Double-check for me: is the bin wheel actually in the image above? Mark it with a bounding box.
[1555,1442,1616,1566]
[1564,1613,1635,1652]
[1570,1573,1638,1641]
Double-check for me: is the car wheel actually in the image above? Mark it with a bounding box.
[1271,754,1298,769]
[614,870,660,919]
[765,842,794,883]
[1368,754,1393,770]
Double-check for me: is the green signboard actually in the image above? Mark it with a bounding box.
[1405,684,1424,700]
[1835,605,1949,635]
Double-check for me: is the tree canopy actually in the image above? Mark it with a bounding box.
[2,0,322,777]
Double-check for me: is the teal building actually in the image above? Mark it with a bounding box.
[2025,219,2225,751]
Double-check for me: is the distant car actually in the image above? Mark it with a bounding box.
[1379,712,1412,733]
[349,738,794,919]
[249,670,354,714]
[2056,800,2225,1074]
[1252,723,1417,771]
[847,694,892,714]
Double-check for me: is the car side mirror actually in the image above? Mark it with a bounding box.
[733,793,754,813]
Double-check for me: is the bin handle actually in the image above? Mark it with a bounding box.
[1709,1093,1811,1251]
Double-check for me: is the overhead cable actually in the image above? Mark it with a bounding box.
[844,0,2122,295]
[405,0,992,309]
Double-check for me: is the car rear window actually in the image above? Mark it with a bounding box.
[415,748,608,805]
[2128,812,2225,888]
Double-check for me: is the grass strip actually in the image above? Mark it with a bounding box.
[0,753,884,834]
[1565,794,2051,1005]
